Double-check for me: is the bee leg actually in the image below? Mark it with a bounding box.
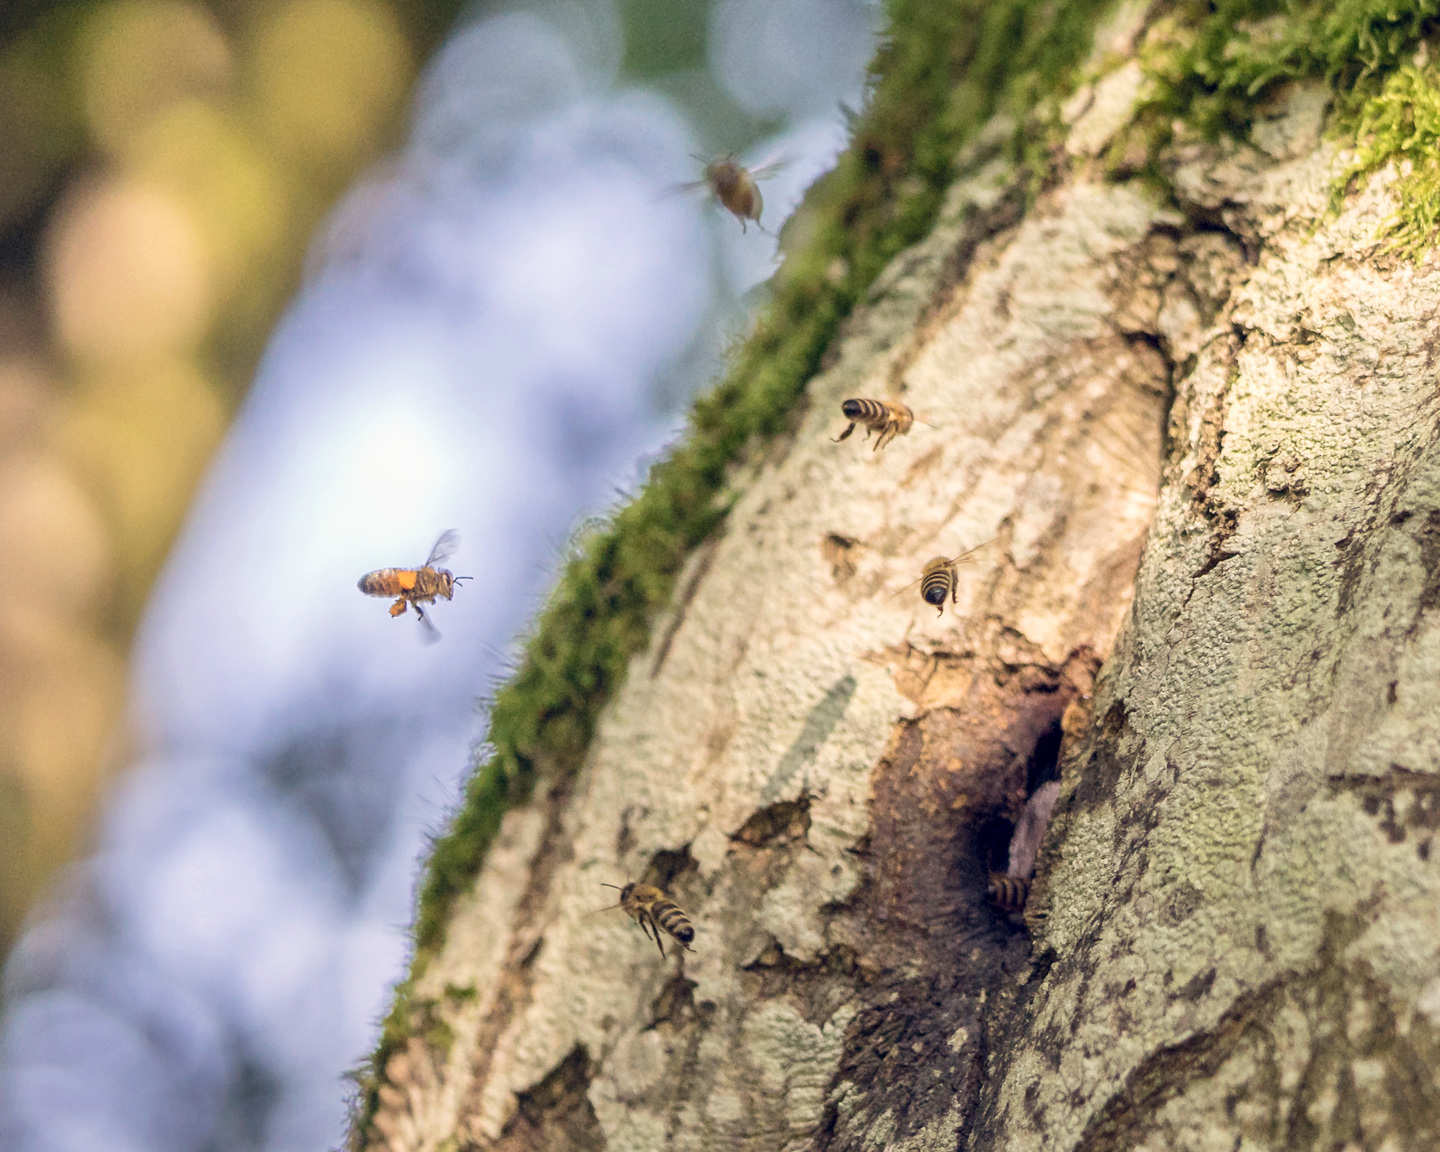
[833,422,857,443]
[647,912,667,957]
[390,600,408,617]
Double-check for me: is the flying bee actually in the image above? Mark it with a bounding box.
[676,154,786,233]
[357,530,471,643]
[600,882,695,956]
[894,542,990,616]
[988,874,1031,913]
[834,398,914,451]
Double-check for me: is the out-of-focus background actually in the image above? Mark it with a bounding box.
[0,1,879,1148]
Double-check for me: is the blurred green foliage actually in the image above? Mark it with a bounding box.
[0,0,459,958]
[620,0,708,75]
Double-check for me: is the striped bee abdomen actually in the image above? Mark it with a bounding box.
[358,568,405,596]
[652,900,694,945]
[988,874,1031,913]
[835,398,914,450]
[920,557,955,614]
[842,398,887,423]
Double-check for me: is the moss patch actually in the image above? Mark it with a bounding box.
[1341,62,1440,254]
[1142,0,1438,141]
[1138,0,1440,251]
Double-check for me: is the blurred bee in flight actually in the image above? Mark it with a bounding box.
[358,529,470,643]
[834,398,914,451]
[601,882,695,957]
[895,542,990,616]
[676,154,786,233]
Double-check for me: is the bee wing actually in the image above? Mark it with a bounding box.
[415,604,442,645]
[424,529,460,569]
[747,156,791,181]
[948,539,995,566]
[657,178,709,205]
[889,540,995,599]
[889,573,926,599]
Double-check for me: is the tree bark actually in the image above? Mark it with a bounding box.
[363,26,1440,1152]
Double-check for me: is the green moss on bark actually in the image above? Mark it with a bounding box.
[1341,62,1440,254]
[1143,0,1438,139]
[1139,0,1440,251]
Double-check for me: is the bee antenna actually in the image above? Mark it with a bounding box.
[453,575,473,584]
[600,883,622,890]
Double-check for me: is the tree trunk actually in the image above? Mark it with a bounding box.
[361,15,1440,1152]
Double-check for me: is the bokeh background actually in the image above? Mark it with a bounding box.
[0,1,879,1149]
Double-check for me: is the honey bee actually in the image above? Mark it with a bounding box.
[601,882,695,956]
[895,542,989,615]
[989,780,1060,916]
[833,398,914,451]
[678,155,785,233]
[357,530,470,642]
[988,874,1031,913]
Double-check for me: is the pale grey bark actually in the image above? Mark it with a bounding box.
[363,49,1440,1152]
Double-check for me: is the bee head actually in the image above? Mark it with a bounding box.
[706,157,740,187]
[841,399,864,419]
[443,574,473,599]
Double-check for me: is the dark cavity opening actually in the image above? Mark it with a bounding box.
[1024,717,1063,794]
[975,814,1016,877]
[643,845,696,890]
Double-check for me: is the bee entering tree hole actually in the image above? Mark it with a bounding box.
[984,721,1066,917]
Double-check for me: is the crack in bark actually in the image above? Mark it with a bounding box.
[484,1045,603,1152]
[813,647,1084,1151]
[458,778,580,1142]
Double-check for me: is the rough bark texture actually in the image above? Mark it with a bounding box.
[364,26,1440,1152]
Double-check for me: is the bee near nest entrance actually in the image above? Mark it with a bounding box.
[808,653,1093,1150]
[983,714,1064,920]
